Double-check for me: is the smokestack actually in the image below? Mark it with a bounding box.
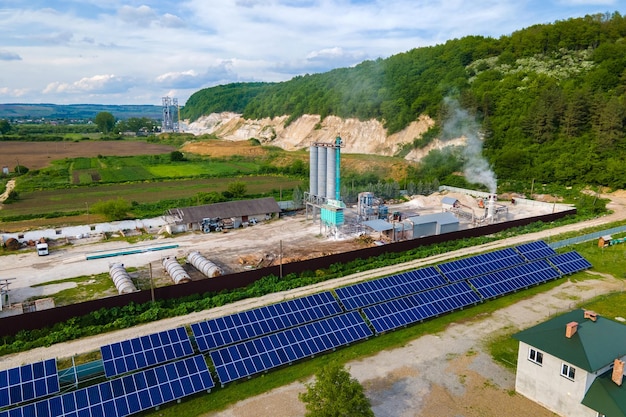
[565,321,578,338]
[584,310,598,322]
[613,359,624,386]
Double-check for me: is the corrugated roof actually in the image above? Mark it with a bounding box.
[168,197,281,224]
[441,196,458,205]
[582,370,626,417]
[363,219,394,232]
[513,309,626,372]
[407,212,459,225]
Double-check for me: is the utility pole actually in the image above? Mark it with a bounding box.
[149,262,155,303]
[279,240,283,279]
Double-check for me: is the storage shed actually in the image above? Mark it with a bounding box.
[441,196,460,211]
[406,212,460,238]
[167,197,281,232]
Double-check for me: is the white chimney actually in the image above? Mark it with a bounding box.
[487,194,496,218]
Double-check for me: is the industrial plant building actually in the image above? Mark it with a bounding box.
[167,197,281,232]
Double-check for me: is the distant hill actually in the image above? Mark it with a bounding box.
[0,103,162,121]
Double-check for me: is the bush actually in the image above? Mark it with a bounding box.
[91,198,131,221]
[13,165,29,175]
[170,151,186,161]
[3,190,19,204]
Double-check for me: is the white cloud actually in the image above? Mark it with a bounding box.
[160,13,186,28]
[117,5,158,27]
[43,74,133,95]
[155,62,237,88]
[0,87,29,97]
[0,0,621,104]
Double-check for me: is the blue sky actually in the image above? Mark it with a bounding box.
[0,0,622,105]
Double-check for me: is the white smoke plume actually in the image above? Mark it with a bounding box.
[441,97,497,193]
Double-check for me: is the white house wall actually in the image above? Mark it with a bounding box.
[2,217,170,243]
[515,342,597,417]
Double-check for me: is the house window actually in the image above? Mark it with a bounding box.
[561,363,576,380]
[528,348,543,365]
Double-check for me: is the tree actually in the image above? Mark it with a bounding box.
[226,181,247,199]
[170,151,185,161]
[13,165,29,175]
[95,112,116,134]
[0,119,11,135]
[299,363,374,417]
[91,198,131,221]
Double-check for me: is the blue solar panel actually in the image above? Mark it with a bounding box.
[192,291,342,352]
[0,359,59,408]
[0,356,213,417]
[335,266,447,310]
[101,327,193,378]
[210,311,372,384]
[549,251,592,275]
[362,282,481,333]
[515,241,557,261]
[469,260,560,299]
[437,248,526,282]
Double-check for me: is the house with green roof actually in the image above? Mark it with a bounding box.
[513,309,626,417]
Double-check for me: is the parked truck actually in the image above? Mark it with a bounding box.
[36,240,49,256]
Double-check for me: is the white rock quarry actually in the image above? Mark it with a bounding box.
[185,112,464,161]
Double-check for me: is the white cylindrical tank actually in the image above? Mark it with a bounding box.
[317,146,327,198]
[187,251,223,278]
[162,256,191,284]
[109,263,137,294]
[309,145,318,196]
[326,146,336,200]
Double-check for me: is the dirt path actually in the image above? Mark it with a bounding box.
[0,179,15,208]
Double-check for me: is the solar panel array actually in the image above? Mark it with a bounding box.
[549,251,593,275]
[101,327,194,378]
[514,240,557,261]
[0,356,213,417]
[0,359,59,408]
[469,260,561,299]
[335,266,447,310]
[363,282,481,333]
[0,241,595,414]
[210,311,373,384]
[437,248,525,282]
[191,291,342,352]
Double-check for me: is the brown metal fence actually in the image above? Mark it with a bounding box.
[0,209,575,337]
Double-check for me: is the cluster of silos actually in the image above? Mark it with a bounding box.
[109,263,138,294]
[187,251,223,278]
[309,136,342,201]
[162,256,191,284]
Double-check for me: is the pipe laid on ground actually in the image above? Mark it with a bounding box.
[187,251,223,278]
[162,256,191,284]
[109,263,138,294]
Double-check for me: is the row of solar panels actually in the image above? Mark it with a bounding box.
[0,242,592,415]
[0,355,213,417]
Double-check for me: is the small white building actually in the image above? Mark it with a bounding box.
[513,309,626,417]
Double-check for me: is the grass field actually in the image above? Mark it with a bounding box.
[46,156,261,186]
[0,176,301,218]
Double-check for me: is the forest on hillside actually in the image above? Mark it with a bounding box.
[182,12,626,189]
